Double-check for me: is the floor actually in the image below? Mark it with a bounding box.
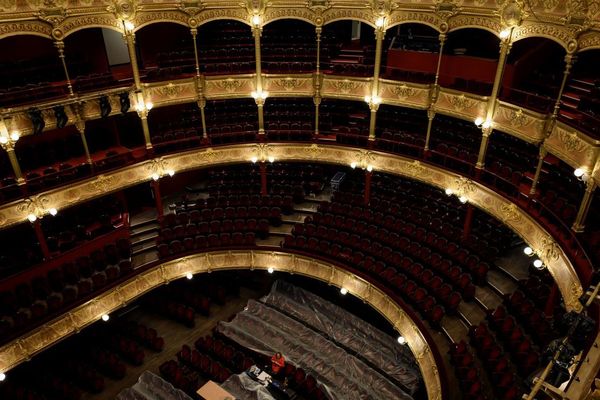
[81,286,264,400]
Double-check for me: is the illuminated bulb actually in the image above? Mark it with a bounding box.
[459,196,468,204]
[445,188,454,196]
[167,169,175,177]
[533,259,544,269]
[186,272,193,280]
[574,168,585,178]
[101,314,110,322]
[145,102,153,111]
[371,96,381,105]
[9,131,19,141]
[523,246,533,256]
[340,287,348,295]
[252,14,261,26]
[151,173,160,181]
[124,21,135,32]
[49,208,57,216]
[0,372,5,381]
[251,156,258,164]
[366,165,373,172]
[350,162,357,169]
[0,136,7,144]
[499,29,510,40]
[375,16,385,28]
[364,95,371,104]
[482,120,492,129]
[268,156,275,163]
[267,267,274,274]
[27,213,37,223]
[474,117,484,126]
[397,336,406,345]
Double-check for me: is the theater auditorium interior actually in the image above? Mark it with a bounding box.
[0,1,599,399]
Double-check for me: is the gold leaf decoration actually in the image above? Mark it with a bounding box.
[539,235,561,261]
[161,82,184,99]
[405,160,426,177]
[90,175,114,193]
[304,143,323,159]
[274,78,305,92]
[331,79,360,94]
[509,108,528,128]
[216,79,243,93]
[500,203,522,224]
[558,130,586,152]
[448,94,475,111]
[391,84,416,100]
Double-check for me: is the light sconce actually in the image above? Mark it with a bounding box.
[27,207,58,223]
[474,117,484,127]
[251,14,262,27]
[134,91,153,113]
[340,287,348,295]
[267,267,274,274]
[397,336,406,345]
[251,90,268,100]
[251,156,258,164]
[364,95,381,105]
[186,272,193,280]
[445,188,454,196]
[101,314,110,322]
[0,372,5,381]
[459,196,468,204]
[268,156,275,163]
[533,259,544,270]
[375,16,386,28]
[49,208,58,216]
[350,162,357,169]
[574,168,590,183]
[366,165,373,172]
[349,161,373,172]
[0,121,19,149]
[523,246,533,256]
[123,20,135,33]
[499,28,511,40]
[27,214,37,223]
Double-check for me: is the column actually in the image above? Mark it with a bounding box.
[54,40,74,96]
[364,170,372,205]
[462,204,474,240]
[191,27,201,78]
[137,108,153,150]
[475,125,492,171]
[33,219,51,260]
[75,121,93,165]
[424,109,435,153]
[485,33,512,123]
[572,178,596,232]
[367,25,385,142]
[424,33,446,153]
[314,26,322,137]
[123,23,142,90]
[259,162,267,196]
[368,101,379,141]
[529,147,547,195]
[252,21,266,135]
[151,180,164,220]
[542,54,576,139]
[0,142,24,184]
[198,97,208,141]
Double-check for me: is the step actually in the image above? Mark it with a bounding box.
[269,224,293,235]
[131,230,159,246]
[560,100,579,110]
[457,301,486,328]
[130,222,159,237]
[441,315,469,343]
[474,286,503,312]
[130,209,158,227]
[256,236,283,247]
[487,270,518,296]
[569,84,593,94]
[132,240,158,256]
[132,249,159,268]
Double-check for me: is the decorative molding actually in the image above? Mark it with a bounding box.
[0,143,582,313]
[0,249,443,400]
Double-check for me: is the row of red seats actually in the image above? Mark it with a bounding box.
[449,340,488,400]
[89,346,127,380]
[158,232,258,258]
[282,235,445,326]
[0,239,132,342]
[144,295,196,328]
[469,323,527,400]
[117,320,166,351]
[108,334,146,366]
[161,205,285,228]
[159,359,203,395]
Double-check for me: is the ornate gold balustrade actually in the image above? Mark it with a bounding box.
[0,143,584,313]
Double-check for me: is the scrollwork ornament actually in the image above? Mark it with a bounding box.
[107,0,139,21]
[499,203,522,224]
[558,130,586,152]
[304,144,323,159]
[539,235,561,261]
[0,0,17,11]
[509,108,528,128]
[448,94,474,112]
[404,160,427,178]
[331,79,360,94]
[216,79,243,93]
[391,84,416,100]
[454,176,476,195]
[16,195,50,219]
[91,174,115,193]
[274,78,304,92]
[161,83,184,99]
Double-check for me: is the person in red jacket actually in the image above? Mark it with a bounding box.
[270,352,286,377]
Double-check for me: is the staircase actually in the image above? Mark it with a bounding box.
[559,77,595,122]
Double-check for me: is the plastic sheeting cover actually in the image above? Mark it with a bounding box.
[217,299,415,400]
[221,372,278,400]
[261,280,421,393]
[115,371,194,400]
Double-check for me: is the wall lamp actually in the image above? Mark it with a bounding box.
[445,188,468,204]
[522,245,545,269]
[27,207,58,223]
[350,161,373,172]
[251,14,262,27]
[134,91,153,114]
[251,90,268,100]
[574,168,590,183]
[474,117,492,129]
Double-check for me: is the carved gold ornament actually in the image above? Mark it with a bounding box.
[331,79,360,94]
[509,108,528,128]
[558,130,586,152]
[304,143,323,159]
[391,84,416,100]
[161,83,184,99]
[216,79,243,93]
[539,235,561,261]
[404,160,427,178]
[91,175,115,193]
[448,94,475,112]
[500,202,522,224]
[273,78,305,92]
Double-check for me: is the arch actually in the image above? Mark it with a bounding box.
[0,30,52,41]
[322,16,376,29]
[133,19,189,34]
[447,24,501,38]
[263,15,317,27]
[511,33,569,51]
[0,143,584,312]
[61,23,123,39]
[0,250,444,400]
[387,20,441,34]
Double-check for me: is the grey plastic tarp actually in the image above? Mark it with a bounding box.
[220,372,277,400]
[261,280,421,394]
[115,371,194,400]
[216,299,415,400]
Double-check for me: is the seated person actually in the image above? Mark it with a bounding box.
[270,351,286,377]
